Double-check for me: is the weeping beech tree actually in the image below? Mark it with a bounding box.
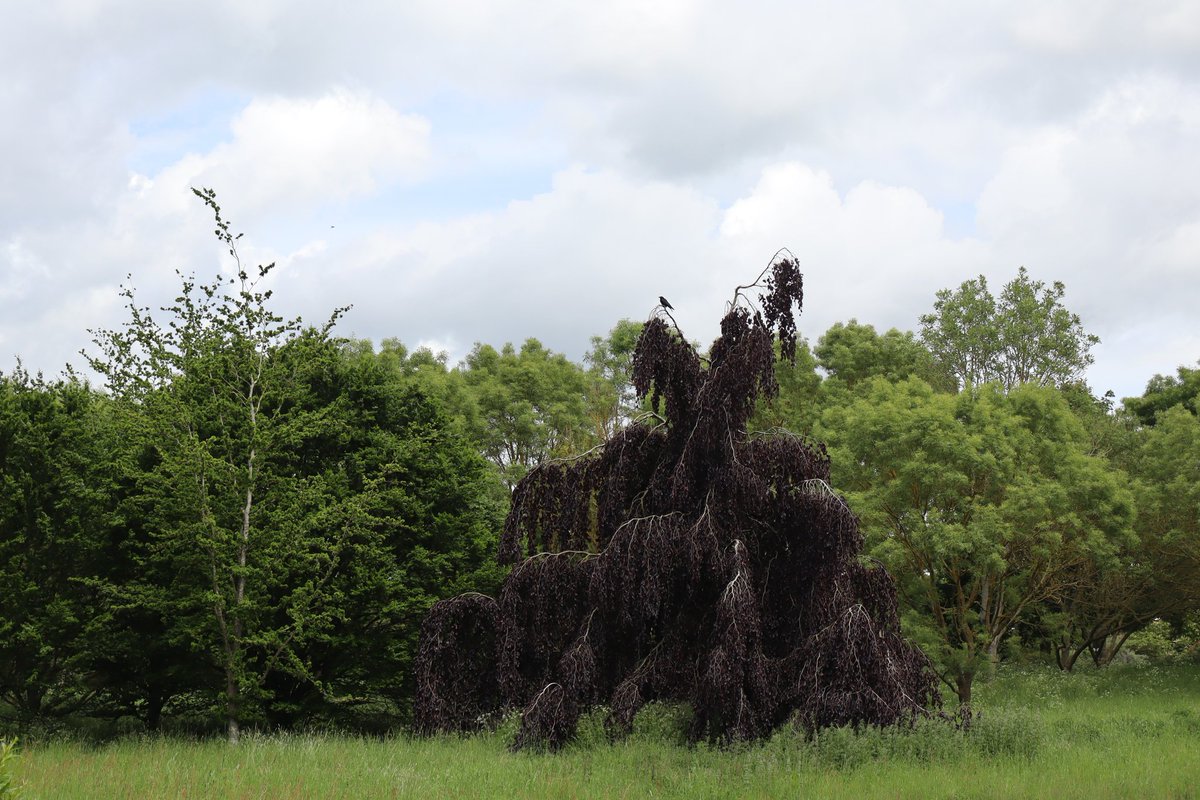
[414,254,939,748]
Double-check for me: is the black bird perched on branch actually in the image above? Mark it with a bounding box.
[659,296,673,310]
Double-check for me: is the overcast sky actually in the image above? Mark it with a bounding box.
[3,1,1199,399]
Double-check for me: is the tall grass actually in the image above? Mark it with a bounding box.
[13,664,1200,799]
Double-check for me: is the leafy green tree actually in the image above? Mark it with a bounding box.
[750,338,823,436]
[75,407,203,730]
[1047,394,1200,669]
[0,369,110,723]
[920,267,1099,391]
[1131,406,1200,569]
[85,190,359,743]
[1123,361,1200,427]
[815,320,947,391]
[822,379,1133,702]
[755,320,944,439]
[460,339,592,489]
[268,340,506,724]
[583,320,643,439]
[1124,406,1200,623]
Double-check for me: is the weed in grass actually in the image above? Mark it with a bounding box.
[629,703,693,747]
[0,739,22,800]
[967,709,1044,760]
[1170,707,1200,734]
[570,707,612,750]
[1114,713,1167,738]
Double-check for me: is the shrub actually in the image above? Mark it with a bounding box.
[1127,615,1200,664]
[0,739,22,800]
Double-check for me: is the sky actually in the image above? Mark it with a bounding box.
[2,1,1199,400]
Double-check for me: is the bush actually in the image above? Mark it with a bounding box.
[1126,616,1200,664]
[1127,620,1176,661]
[629,702,693,747]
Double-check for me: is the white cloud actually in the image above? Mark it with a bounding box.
[718,163,994,339]
[2,1,1199,404]
[269,165,723,361]
[269,161,994,369]
[134,89,430,219]
[976,75,1200,335]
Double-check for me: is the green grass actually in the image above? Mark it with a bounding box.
[11,664,1200,799]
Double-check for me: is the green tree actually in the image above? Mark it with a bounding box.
[460,339,592,489]
[750,338,823,436]
[583,319,643,439]
[0,368,110,723]
[1047,391,1200,669]
[1123,361,1200,427]
[920,267,1099,391]
[822,379,1133,702]
[86,189,354,743]
[75,400,203,730]
[86,324,507,734]
[815,320,946,391]
[268,340,506,724]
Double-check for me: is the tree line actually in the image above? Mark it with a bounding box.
[757,271,1200,703]
[1,201,1198,736]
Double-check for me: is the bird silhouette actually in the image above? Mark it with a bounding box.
[659,296,674,310]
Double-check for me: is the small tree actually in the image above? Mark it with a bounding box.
[415,254,938,748]
[0,738,23,800]
[584,319,643,439]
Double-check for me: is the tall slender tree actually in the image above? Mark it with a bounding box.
[86,189,350,743]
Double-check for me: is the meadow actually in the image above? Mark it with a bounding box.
[6,663,1200,800]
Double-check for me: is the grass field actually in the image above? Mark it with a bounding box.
[7,664,1200,799]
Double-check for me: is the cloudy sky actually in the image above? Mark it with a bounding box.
[3,1,1199,399]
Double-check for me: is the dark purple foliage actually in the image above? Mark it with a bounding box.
[415,254,939,749]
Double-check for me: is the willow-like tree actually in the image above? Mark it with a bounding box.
[414,254,939,749]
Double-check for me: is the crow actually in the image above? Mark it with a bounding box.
[659,296,674,310]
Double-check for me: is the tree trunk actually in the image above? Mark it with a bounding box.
[1055,642,1085,672]
[18,686,45,724]
[226,666,240,745]
[1053,633,1090,671]
[1091,631,1132,667]
[145,689,164,732]
[955,671,974,705]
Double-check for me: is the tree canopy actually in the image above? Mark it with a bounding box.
[460,339,593,490]
[821,379,1134,701]
[0,368,110,722]
[1123,362,1200,426]
[920,267,1099,391]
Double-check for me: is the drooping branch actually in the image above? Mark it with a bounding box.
[415,255,938,749]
